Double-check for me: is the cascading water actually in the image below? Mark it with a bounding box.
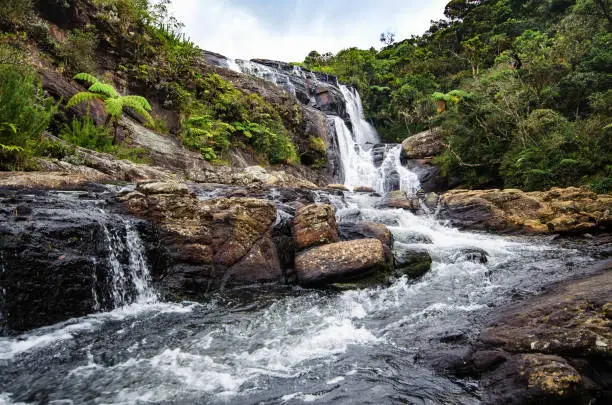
[102,220,158,307]
[0,64,600,405]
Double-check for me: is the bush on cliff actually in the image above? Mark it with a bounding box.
[0,61,56,169]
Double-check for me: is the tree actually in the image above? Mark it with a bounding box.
[380,32,396,46]
[67,73,152,143]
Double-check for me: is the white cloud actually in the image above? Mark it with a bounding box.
[169,0,449,62]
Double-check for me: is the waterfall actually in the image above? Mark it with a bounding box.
[102,220,157,307]
[335,86,420,194]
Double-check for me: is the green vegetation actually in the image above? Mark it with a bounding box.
[0,59,56,169]
[303,0,611,191]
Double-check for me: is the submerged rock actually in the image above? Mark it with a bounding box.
[292,203,339,250]
[393,245,432,278]
[295,239,391,286]
[449,248,489,264]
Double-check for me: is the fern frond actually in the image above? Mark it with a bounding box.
[128,105,153,123]
[74,73,100,86]
[66,92,100,108]
[104,98,123,119]
[121,95,152,111]
[89,82,119,99]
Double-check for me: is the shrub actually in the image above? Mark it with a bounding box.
[0,64,55,148]
[60,117,113,151]
[0,0,34,28]
[57,29,99,74]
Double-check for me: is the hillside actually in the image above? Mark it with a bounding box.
[300,0,611,191]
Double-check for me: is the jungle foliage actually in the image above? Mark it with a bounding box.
[302,0,611,191]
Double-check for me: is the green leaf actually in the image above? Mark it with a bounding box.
[73,73,100,86]
[89,82,119,99]
[66,92,100,109]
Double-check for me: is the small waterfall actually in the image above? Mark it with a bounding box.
[339,85,379,149]
[102,220,157,308]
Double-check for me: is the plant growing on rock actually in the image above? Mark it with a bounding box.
[67,73,152,143]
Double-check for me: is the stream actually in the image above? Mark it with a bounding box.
[0,61,601,404]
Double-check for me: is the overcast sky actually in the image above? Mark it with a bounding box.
[169,0,449,62]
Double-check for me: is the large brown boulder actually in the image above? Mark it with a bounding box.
[440,188,612,234]
[295,239,390,286]
[122,183,282,294]
[401,128,445,160]
[292,203,339,250]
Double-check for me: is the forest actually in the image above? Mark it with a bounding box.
[300,0,611,191]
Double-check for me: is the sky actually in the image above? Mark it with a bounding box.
[169,0,449,62]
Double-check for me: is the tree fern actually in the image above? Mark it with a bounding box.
[68,72,154,143]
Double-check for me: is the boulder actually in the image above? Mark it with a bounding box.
[401,128,445,160]
[292,203,339,250]
[393,245,432,278]
[440,188,612,234]
[122,186,283,294]
[355,186,376,193]
[295,239,390,286]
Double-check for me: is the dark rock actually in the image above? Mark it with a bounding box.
[450,263,612,405]
[339,222,394,248]
[295,239,391,286]
[393,245,432,278]
[371,144,387,168]
[404,159,447,193]
[0,188,147,332]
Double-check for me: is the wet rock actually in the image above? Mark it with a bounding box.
[440,188,612,235]
[371,144,387,167]
[339,222,394,248]
[453,263,612,405]
[295,239,390,286]
[292,204,339,250]
[400,128,445,160]
[449,248,489,264]
[382,190,421,212]
[393,245,432,278]
[0,188,137,332]
[404,160,447,193]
